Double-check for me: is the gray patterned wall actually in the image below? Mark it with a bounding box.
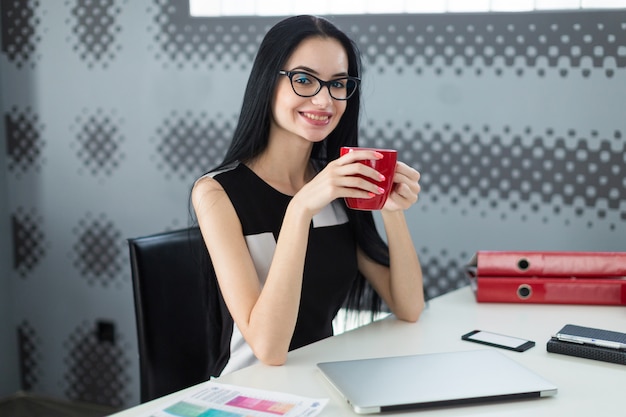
[0,0,624,409]
[0,60,18,397]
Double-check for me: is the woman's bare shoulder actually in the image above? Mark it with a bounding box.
[192,174,228,209]
[193,174,222,191]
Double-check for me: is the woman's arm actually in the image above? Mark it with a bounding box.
[358,210,424,322]
[192,177,313,366]
[358,161,425,322]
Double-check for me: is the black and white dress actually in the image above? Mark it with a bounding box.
[206,162,359,375]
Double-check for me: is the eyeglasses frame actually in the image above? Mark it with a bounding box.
[278,70,361,101]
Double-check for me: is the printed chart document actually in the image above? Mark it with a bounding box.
[140,382,328,417]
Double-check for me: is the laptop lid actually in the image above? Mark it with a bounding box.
[317,349,557,414]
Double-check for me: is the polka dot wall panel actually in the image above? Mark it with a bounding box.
[1,0,624,408]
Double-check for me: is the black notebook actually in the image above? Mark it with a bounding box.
[547,324,626,365]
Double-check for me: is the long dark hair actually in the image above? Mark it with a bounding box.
[212,15,389,314]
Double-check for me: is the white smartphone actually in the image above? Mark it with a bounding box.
[462,330,535,352]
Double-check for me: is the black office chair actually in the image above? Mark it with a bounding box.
[128,227,230,402]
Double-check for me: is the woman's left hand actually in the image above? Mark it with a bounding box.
[382,162,421,211]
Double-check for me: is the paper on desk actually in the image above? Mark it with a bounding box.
[142,381,328,417]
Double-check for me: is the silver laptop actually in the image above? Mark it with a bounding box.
[317,349,557,414]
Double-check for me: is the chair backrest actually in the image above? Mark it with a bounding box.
[128,227,227,402]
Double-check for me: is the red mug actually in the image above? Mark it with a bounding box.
[340,147,397,210]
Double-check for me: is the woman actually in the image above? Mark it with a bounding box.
[192,15,424,376]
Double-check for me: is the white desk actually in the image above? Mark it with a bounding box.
[110,286,625,416]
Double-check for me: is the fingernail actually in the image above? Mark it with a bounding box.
[374,152,383,159]
[377,187,385,194]
[378,173,386,181]
[367,192,376,198]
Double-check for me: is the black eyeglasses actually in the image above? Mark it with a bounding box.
[278,70,360,101]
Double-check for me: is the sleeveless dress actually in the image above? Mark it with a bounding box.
[207,163,359,375]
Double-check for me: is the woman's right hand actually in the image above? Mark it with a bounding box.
[292,149,387,216]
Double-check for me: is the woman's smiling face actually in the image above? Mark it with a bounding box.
[271,36,350,144]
